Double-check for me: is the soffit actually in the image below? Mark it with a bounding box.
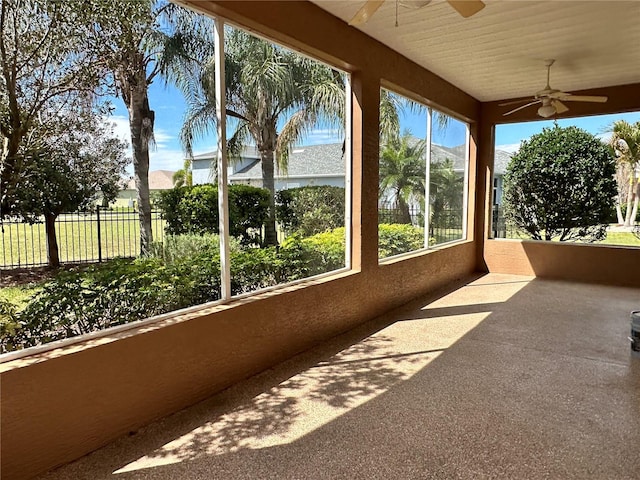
[310,0,640,103]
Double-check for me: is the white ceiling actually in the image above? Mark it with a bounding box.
[310,0,640,102]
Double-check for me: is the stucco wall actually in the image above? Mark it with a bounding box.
[485,239,640,287]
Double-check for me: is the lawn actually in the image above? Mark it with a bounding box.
[599,231,640,246]
[0,210,165,268]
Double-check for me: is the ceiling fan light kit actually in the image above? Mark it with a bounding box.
[537,104,556,118]
[500,59,608,118]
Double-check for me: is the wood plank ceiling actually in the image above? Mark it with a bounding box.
[310,0,640,103]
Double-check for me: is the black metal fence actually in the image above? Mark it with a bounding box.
[378,202,464,244]
[0,207,165,269]
[491,205,518,238]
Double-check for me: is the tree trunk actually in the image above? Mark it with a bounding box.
[44,212,60,268]
[261,149,278,246]
[127,84,154,255]
[397,198,411,224]
[616,204,625,225]
[624,170,636,226]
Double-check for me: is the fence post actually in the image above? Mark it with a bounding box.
[96,205,102,263]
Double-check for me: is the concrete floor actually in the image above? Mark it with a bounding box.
[39,274,640,479]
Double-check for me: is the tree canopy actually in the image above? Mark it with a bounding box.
[0,0,104,214]
[609,120,640,226]
[178,27,345,245]
[379,132,425,224]
[503,124,616,242]
[12,106,129,266]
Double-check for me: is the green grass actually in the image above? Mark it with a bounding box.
[0,286,39,309]
[1,212,165,268]
[598,232,640,246]
[501,227,640,247]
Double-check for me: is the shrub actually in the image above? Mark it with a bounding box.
[149,233,220,264]
[0,299,20,353]
[276,186,345,236]
[503,125,617,242]
[157,184,270,243]
[6,256,222,351]
[378,223,424,258]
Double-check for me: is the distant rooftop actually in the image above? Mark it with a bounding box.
[125,170,175,190]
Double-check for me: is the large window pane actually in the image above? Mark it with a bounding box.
[429,111,469,246]
[217,26,350,296]
[378,89,427,259]
[492,113,640,247]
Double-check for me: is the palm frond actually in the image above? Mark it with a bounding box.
[275,110,312,174]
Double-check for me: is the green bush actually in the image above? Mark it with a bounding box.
[150,233,220,264]
[378,223,424,258]
[157,184,270,244]
[276,186,345,236]
[2,223,428,352]
[0,299,20,353]
[4,256,222,352]
[503,125,616,242]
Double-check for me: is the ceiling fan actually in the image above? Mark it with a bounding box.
[501,60,608,118]
[349,0,486,26]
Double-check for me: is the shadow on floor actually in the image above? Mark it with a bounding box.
[39,274,640,479]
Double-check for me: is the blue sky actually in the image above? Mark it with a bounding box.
[110,81,342,175]
[110,81,640,174]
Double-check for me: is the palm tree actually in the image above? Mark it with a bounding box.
[179,28,345,246]
[379,132,426,224]
[92,0,211,254]
[429,158,464,234]
[609,120,640,226]
[173,158,193,188]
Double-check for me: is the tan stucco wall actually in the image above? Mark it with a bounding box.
[485,239,640,287]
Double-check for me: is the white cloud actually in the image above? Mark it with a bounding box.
[495,143,521,154]
[107,115,132,143]
[304,128,342,145]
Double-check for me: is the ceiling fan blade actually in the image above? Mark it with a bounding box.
[446,0,486,18]
[499,98,535,107]
[556,94,608,103]
[349,0,385,25]
[551,99,569,114]
[503,100,540,116]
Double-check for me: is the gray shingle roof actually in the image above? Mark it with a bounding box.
[229,143,345,180]
[193,142,511,178]
[493,150,512,176]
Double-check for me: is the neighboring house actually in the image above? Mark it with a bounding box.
[492,149,513,206]
[191,143,346,190]
[115,170,176,207]
[191,142,512,205]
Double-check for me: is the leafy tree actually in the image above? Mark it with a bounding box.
[379,132,426,224]
[89,0,212,254]
[609,120,640,226]
[11,108,129,267]
[0,0,103,213]
[503,125,616,242]
[179,28,346,246]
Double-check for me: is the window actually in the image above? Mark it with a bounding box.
[378,88,470,260]
[492,113,640,246]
